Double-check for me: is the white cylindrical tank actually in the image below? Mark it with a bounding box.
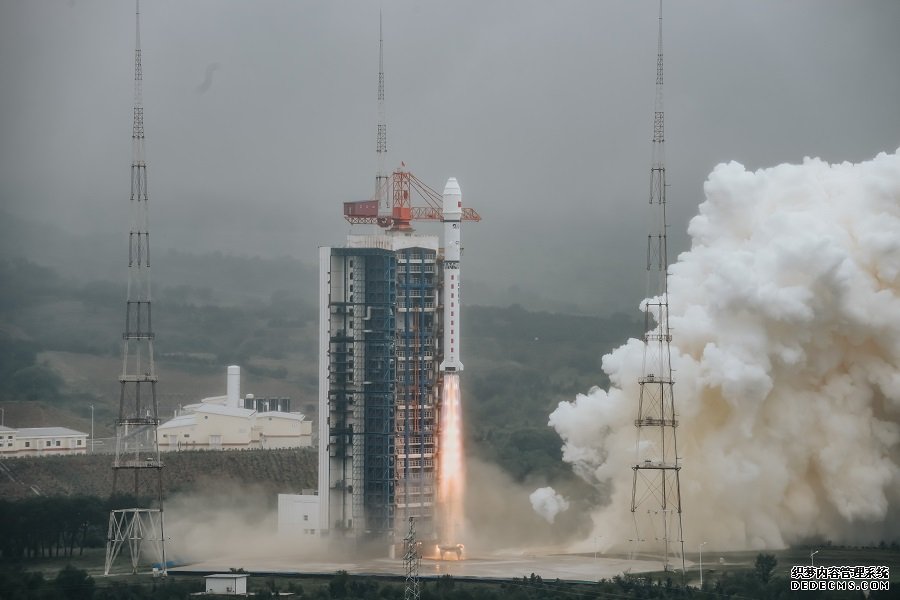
[227,365,241,408]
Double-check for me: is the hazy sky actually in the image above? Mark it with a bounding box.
[2,1,899,313]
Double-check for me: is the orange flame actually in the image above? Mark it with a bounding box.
[438,373,464,547]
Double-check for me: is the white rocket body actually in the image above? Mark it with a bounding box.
[440,178,463,372]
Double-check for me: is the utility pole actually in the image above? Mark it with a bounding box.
[105,0,166,577]
[630,0,686,578]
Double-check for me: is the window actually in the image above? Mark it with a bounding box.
[24,442,30,448]
[6,435,11,440]
[77,440,83,446]
[303,515,309,521]
[46,441,52,447]
[56,441,61,447]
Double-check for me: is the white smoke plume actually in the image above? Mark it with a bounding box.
[530,487,570,524]
[549,150,900,550]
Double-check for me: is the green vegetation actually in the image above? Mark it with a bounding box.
[0,448,316,501]
[0,332,64,402]
[463,304,638,486]
[0,496,116,560]
[0,253,637,489]
[3,557,897,600]
[0,564,201,599]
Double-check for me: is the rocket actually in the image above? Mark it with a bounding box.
[439,178,463,372]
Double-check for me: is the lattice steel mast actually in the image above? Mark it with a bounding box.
[630,0,685,576]
[375,11,389,215]
[105,0,167,576]
[403,517,421,600]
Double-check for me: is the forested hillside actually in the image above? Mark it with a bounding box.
[0,252,639,491]
[0,448,316,501]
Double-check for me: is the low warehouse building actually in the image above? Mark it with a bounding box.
[156,366,312,451]
[204,573,247,595]
[0,426,88,458]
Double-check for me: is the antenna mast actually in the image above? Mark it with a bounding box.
[105,0,167,576]
[376,11,389,215]
[630,0,686,577]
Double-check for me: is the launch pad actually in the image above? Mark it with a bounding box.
[170,551,662,583]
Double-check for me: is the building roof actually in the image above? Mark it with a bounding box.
[159,403,255,431]
[15,427,87,438]
[192,404,255,418]
[198,395,228,405]
[0,426,14,432]
[204,573,247,580]
[346,232,439,251]
[256,411,306,421]
[157,413,197,431]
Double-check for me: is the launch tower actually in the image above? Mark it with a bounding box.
[104,0,167,576]
[317,17,478,550]
[630,0,686,575]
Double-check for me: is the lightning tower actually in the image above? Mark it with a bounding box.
[630,0,685,575]
[105,0,167,576]
[403,517,421,600]
[376,11,389,216]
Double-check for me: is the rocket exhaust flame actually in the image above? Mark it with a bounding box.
[438,373,465,552]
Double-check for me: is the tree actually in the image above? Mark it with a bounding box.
[754,552,777,584]
[54,565,95,600]
[330,570,350,598]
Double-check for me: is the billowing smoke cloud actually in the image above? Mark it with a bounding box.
[529,487,570,524]
[548,150,900,550]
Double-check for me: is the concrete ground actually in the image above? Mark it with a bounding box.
[171,552,666,582]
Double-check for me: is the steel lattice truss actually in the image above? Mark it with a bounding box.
[105,0,167,577]
[630,0,686,577]
[105,509,165,575]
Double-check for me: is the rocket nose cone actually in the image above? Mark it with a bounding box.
[443,178,461,197]
[443,178,462,215]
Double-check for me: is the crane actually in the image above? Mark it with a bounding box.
[344,166,481,232]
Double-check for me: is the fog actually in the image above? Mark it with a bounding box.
[2,1,899,313]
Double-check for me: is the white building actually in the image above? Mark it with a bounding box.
[0,426,89,458]
[277,493,321,537]
[158,404,312,451]
[156,366,312,451]
[204,573,248,595]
